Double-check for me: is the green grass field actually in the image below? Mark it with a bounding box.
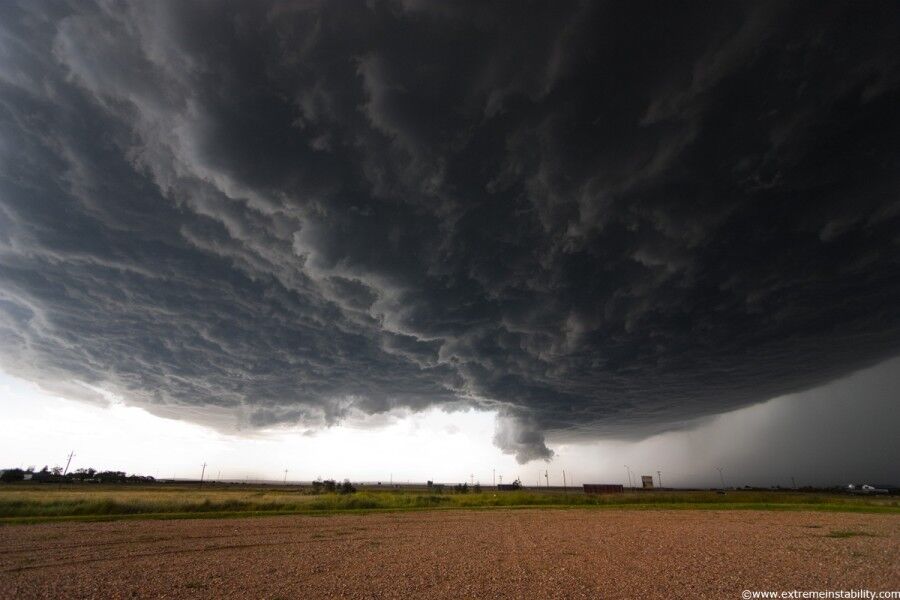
[0,484,896,524]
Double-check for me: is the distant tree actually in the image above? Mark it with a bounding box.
[51,466,63,476]
[96,471,127,483]
[510,478,522,490]
[311,479,324,493]
[322,479,337,493]
[0,468,25,483]
[454,483,469,494]
[71,468,97,481]
[472,483,482,493]
[339,479,356,494]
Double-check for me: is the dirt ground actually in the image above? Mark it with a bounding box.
[1,509,897,599]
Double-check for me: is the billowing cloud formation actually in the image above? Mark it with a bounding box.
[1,1,899,463]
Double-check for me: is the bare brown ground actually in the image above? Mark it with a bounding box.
[0,509,897,599]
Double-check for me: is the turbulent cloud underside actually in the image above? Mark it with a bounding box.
[1,1,899,462]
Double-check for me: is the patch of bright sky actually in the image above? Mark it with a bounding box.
[0,371,523,484]
[1,357,897,487]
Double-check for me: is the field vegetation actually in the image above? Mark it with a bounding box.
[0,483,896,524]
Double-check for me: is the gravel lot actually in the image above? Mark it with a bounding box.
[1,509,897,599]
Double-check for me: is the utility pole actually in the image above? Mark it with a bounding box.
[657,470,663,489]
[471,473,474,486]
[199,462,207,488]
[493,468,496,488]
[498,475,503,486]
[544,469,549,489]
[217,470,221,483]
[62,450,75,476]
[284,469,289,484]
[624,465,633,490]
[717,467,726,490]
[791,476,797,490]
[563,469,567,493]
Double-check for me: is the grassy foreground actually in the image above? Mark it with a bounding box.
[0,484,897,524]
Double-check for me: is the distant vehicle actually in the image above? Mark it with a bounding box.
[847,484,888,495]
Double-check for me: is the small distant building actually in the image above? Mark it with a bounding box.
[641,475,654,489]
[847,484,889,495]
[583,484,624,494]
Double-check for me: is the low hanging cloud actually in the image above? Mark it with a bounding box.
[1,1,899,462]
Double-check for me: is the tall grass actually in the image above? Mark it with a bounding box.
[0,485,896,522]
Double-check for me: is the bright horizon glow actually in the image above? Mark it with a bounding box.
[2,357,898,488]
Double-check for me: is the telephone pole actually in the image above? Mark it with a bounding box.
[284,469,289,484]
[62,451,75,476]
[657,470,663,489]
[562,469,567,493]
[717,467,726,490]
[544,469,549,489]
[624,465,633,490]
[199,462,207,488]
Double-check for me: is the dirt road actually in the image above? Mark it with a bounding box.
[1,509,897,598]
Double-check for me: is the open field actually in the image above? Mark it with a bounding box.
[1,509,897,598]
[0,484,897,524]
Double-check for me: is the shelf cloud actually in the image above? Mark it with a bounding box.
[1,1,898,463]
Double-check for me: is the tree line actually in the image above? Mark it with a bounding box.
[0,466,155,483]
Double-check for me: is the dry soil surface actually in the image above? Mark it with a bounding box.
[0,509,897,599]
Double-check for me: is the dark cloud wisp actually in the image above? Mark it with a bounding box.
[1,1,899,462]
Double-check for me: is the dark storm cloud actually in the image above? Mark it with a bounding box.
[2,1,899,462]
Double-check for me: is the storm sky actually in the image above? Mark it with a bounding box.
[1,1,899,471]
